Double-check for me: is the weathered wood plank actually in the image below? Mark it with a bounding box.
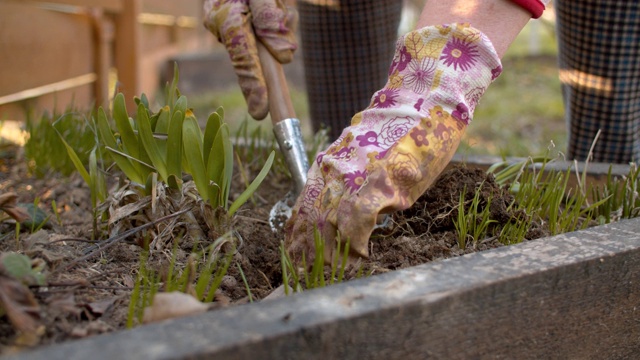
[92,9,113,109]
[0,84,94,121]
[0,1,98,118]
[0,2,94,96]
[16,0,123,12]
[11,218,640,359]
[113,0,142,112]
[142,0,201,18]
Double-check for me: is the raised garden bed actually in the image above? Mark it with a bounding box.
[9,217,640,359]
[4,155,639,359]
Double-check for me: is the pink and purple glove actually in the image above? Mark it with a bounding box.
[203,0,297,120]
[285,23,503,264]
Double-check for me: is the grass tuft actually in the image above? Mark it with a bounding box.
[280,228,360,294]
[126,232,237,328]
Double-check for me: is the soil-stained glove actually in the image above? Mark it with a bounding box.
[203,0,297,120]
[285,23,503,264]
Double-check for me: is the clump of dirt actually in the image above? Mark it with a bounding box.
[0,144,550,352]
[365,166,548,273]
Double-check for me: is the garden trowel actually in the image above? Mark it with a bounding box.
[256,42,310,232]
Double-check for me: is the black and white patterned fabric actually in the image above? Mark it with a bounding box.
[298,0,403,140]
[297,1,640,163]
[556,0,640,163]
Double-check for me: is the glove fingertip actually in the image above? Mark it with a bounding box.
[243,86,269,120]
[248,100,270,121]
[272,49,295,64]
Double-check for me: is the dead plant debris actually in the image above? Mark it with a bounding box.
[1,144,550,352]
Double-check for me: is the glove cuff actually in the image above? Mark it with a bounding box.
[370,23,502,129]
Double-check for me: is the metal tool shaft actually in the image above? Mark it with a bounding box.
[273,118,309,196]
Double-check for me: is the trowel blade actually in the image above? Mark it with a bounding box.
[269,191,297,233]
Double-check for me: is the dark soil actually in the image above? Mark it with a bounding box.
[0,143,548,353]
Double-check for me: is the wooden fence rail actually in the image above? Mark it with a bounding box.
[0,0,212,120]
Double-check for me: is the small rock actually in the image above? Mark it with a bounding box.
[142,292,209,324]
[263,285,293,301]
[220,275,237,289]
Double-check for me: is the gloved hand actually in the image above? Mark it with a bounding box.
[203,0,297,120]
[285,23,503,264]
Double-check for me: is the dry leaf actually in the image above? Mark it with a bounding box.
[0,253,44,347]
[25,247,69,266]
[213,290,232,306]
[47,293,82,318]
[142,292,209,324]
[87,297,118,316]
[24,231,71,266]
[122,274,135,288]
[70,320,113,338]
[22,230,49,251]
[12,325,45,348]
[0,275,41,340]
[0,192,28,223]
[108,197,150,225]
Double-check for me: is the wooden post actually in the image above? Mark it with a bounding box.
[90,8,113,109]
[114,0,142,113]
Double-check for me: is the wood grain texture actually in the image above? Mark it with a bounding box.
[0,2,94,96]
[20,0,123,12]
[113,0,142,112]
[12,218,640,360]
[257,42,296,123]
[0,0,205,118]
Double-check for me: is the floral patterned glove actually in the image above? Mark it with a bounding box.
[285,23,503,264]
[203,0,297,119]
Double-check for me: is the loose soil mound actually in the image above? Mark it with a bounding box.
[0,144,549,352]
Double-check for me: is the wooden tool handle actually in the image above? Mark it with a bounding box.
[257,42,297,123]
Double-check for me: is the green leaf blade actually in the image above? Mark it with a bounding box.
[166,109,184,189]
[183,116,208,202]
[155,105,171,134]
[113,93,140,160]
[89,147,106,204]
[203,111,222,165]
[55,128,91,185]
[206,126,227,207]
[173,95,188,122]
[137,103,168,181]
[228,150,275,216]
[221,125,234,209]
[97,108,143,184]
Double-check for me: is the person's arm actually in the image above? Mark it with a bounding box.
[285,0,548,264]
[418,0,531,58]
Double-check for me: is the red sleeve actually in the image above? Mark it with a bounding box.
[509,0,546,19]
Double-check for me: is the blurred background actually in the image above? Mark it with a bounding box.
[0,0,563,158]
